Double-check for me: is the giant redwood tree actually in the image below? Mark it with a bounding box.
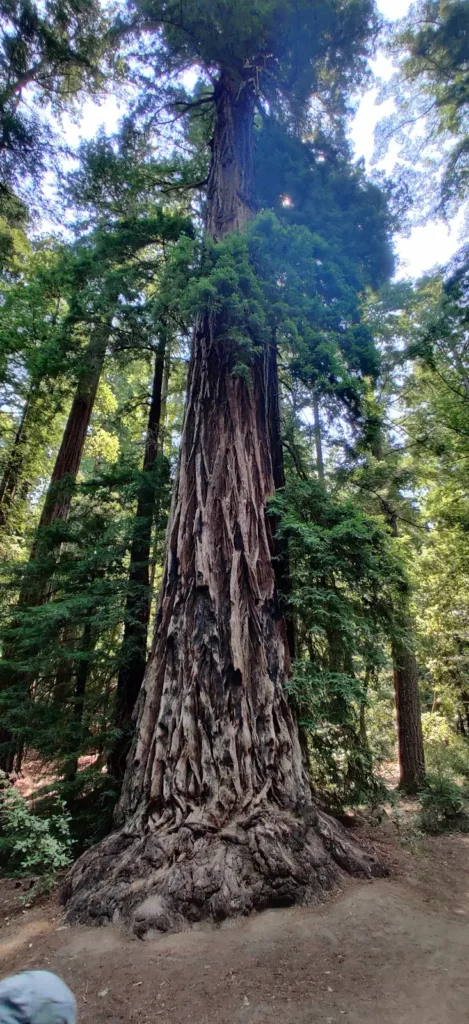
[65,0,384,932]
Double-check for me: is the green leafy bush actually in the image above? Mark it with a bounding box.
[0,772,72,892]
[286,664,385,809]
[417,717,469,832]
[270,477,404,810]
[423,713,469,780]
[419,770,468,834]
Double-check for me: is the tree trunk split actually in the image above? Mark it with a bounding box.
[65,67,385,934]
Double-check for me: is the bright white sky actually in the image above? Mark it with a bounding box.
[63,0,462,283]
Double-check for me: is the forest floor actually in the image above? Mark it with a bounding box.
[1,806,469,1024]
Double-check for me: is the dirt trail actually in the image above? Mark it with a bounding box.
[1,831,469,1024]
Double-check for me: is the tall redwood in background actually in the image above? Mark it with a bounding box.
[66,61,381,931]
[110,333,168,781]
[0,394,32,529]
[33,333,106,538]
[393,637,426,792]
[387,515,425,793]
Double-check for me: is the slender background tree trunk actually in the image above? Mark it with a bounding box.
[312,392,325,485]
[0,392,33,529]
[392,634,426,792]
[109,334,167,782]
[387,515,425,793]
[34,333,106,538]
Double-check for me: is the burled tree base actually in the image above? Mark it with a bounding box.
[64,805,385,936]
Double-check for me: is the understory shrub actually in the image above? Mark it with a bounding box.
[0,772,72,893]
[415,719,469,832]
[419,770,469,833]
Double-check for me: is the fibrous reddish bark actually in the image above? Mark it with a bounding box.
[65,69,383,934]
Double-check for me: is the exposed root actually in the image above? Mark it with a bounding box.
[64,805,385,936]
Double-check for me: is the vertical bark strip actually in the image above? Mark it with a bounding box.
[65,69,382,932]
[110,334,167,782]
[205,71,256,242]
[157,340,170,457]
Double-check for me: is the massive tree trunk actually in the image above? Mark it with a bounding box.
[109,334,167,783]
[65,69,382,934]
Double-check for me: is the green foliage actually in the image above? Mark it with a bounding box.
[0,456,172,783]
[378,0,469,219]
[413,716,469,833]
[255,122,395,292]
[419,772,468,834]
[126,0,377,130]
[0,772,72,890]
[271,477,403,807]
[0,0,113,194]
[286,662,383,808]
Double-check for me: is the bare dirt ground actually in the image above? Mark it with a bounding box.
[1,815,469,1024]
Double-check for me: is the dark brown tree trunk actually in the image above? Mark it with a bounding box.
[312,392,325,485]
[386,518,425,794]
[34,334,106,539]
[65,69,382,933]
[392,635,425,792]
[359,670,371,750]
[157,340,170,457]
[64,622,93,785]
[109,334,167,783]
[0,394,32,529]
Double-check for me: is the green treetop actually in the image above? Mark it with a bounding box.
[377,0,469,219]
